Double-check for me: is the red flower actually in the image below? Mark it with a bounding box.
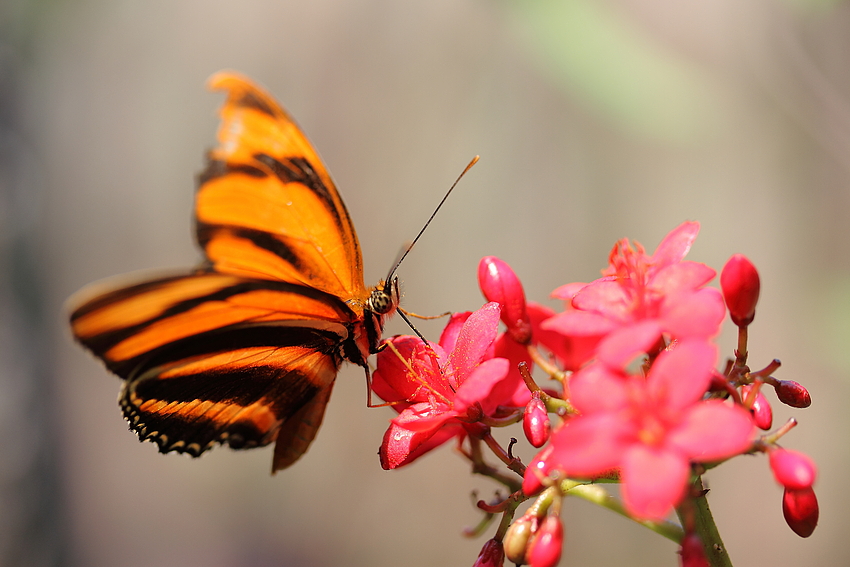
[542,222,725,368]
[373,302,519,469]
[528,340,755,521]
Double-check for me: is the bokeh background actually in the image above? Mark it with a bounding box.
[2,0,849,565]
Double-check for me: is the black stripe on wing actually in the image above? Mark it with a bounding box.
[118,322,347,382]
[121,358,332,456]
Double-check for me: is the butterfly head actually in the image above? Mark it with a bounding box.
[368,277,400,316]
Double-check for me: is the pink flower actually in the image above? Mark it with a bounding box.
[528,340,755,521]
[373,302,520,469]
[542,222,726,367]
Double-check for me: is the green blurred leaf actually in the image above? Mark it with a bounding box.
[508,0,722,141]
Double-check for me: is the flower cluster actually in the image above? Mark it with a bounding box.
[371,222,817,567]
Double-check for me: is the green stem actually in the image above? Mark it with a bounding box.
[679,477,734,567]
[561,480,684,542]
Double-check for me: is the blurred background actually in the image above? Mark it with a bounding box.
[2,0,849,565]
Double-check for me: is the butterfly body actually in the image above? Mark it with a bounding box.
[69,72,397,472]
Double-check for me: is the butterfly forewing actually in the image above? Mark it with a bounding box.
[198,73,366,302]
[69,72,392,472]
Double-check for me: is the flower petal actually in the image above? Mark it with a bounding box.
[379,419,464,469]
[570,363,630,413]
[372,336,446,405]
[454,357,511,414]
[621,445,689,521]
[667,401,754,462]
[572,279,631,321]
[549,413,633,476]
[651,221,700,268]
[651,261,715,294]
[647,340,717,411]
[596,320,663,370]
[448,302,501,381]
[661,288,726,338]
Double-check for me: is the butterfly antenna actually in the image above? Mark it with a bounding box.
[385,155,479,282]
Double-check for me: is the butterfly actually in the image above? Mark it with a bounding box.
[69,71,399,472]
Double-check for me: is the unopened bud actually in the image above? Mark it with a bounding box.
[774,379,811,408]
[770,448,817,490]
[782,486,819,537]
[523,445,554,497]
[472,538,505,567]
[720,254,760,327]
[527,516,563,567]
[503,516,536,565]
[742,384,773,430]
[478,256,532,344]
[523,393,551,448]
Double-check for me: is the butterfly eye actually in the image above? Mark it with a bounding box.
[369,278,399,315]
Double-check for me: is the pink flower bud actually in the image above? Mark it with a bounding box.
[720,254,760,327]
[523,394,551,448]
[478,256,532,344]
[770,449,817,489]
[742,384,773,430]
[774,380,811,408]
[679,533,710,567]
[472,538,505,567]
[527,516,563,567]
[523,445,554,497]
[782,486,819,537]
[503,515,536,565]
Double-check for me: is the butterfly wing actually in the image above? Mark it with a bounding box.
[69,73,377,471]
[69,270,358,469]
[198,72,367,303]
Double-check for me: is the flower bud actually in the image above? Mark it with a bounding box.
[472,538,505,567]
[527,516,563,567]
[720,254,760,327]
[742,384,773,430]
[782,486,819,537]
[770,449,817,490]
[679,533,709,567]
[523,393,551,448]
[523,445,554,497]
[503,515,536,565]
[774,379,811,408]
[478,256,532,344]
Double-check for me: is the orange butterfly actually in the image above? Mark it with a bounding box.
[69,72,398,472]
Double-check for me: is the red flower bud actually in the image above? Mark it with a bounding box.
[523,393,551,448]
[720,254,760,327]
[523,445,554,497]
[472,538,505,567]
[503,515,536,565]
[527,516,563,567]
[782,486,819,537]
[774,379,811,408]
[742,384,773,430]
[679,533,710,567]
[478,256,532,344]
[770,449,817,489]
